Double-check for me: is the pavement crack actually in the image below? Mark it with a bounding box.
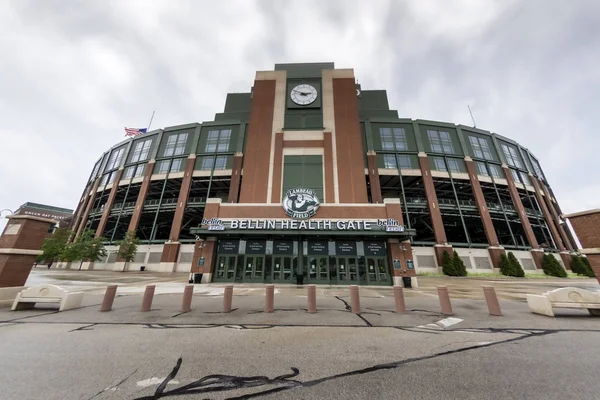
[87,367,139,399]
[69,323,97,332]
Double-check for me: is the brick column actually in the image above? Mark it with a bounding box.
[191,238,216,281]
[323,132,335,203]
[270,133,284,204]
[387,239,416,283]
[418,153,451,265]
[502,166,543,269]
[95,169,123,238]
[70,184,92,232]
[228,152,243,203]
[127,161,155,233]
[75,178,102,238]
[0,215,56,287]
[538,179,573,252]
[529,175,565,251]
[465,159,504,267]
[366,151,382,204]
[566,210,600,283]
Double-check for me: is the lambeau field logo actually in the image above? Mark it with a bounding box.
[282,188,320,219]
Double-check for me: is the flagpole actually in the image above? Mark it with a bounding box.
[147,111,155,132]
[467,105,476,128]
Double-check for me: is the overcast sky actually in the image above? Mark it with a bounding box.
[1,0,599,233]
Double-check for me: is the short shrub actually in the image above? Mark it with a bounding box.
[499,253,512,276]
[453,251,468,276]
[507,252,525,277]
[441,251,456,276]
[542,254,567,278]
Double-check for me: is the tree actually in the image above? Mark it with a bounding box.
[573,256,595,278]
[441,250,455,276]
[116,230,140,263]
[62,229,107,270]
[542,253,567,278]
[452,251,467,276]
[499,253,512,276]
[507,252,525,277]
[39,228,72,268]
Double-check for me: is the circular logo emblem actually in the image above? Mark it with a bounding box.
[282,188,320,219]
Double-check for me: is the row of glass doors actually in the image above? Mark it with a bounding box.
[213,254,391,285]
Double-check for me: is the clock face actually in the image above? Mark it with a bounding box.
[290,84,318,106]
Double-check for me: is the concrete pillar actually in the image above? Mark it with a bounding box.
[366,151,383,204]
[141,285,155,312]
[95,169,124,237]
[482,286,502,316]
[418,153,451,265]
[349,285,361,314]
[307,285,317,313]
[437,286,453,316]
[100,285,118,312]
[0,215,56,287]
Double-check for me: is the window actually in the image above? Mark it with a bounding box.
[511,169,521,183]
[531,158,544,178]
[105,147,125,171]
[100,173,110,185]
[131,139,152,162]
[90,160,101,180]
[282,155,323,201]
[520,173,531,186]
[205,129,232,153]
[135,164,145,177]
[123,166,135,179]
[383,154,412,169]
[469,136,493,160]
[501,144,524,169]
[164,133,188,157]
[427,130,454,154]
[379,127,407,151]
[170,158,183,172]
[476,161,489,176]
[201,156,228,170]
[488,164,502,178]
[157,160,170,174]
[433,157,460,172]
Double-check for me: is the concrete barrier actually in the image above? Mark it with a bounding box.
[265,284,274,313]
[223,285,233,313]
[350,285,361,314]
[12,285,83,312]
[527,287,600,317]
[181,285,194,313]
[482,286,502,316]
[437,286,453,316]
[393,285,406,313]
[100,285,118,312]
[307,285,317,313]
[141,285,155,312]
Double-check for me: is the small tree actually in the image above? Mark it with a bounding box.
[452,251,468,276]
[62,229,107,270]
[39,228,72,268]
[499,253,512,276]
[577,256,595,278]
[441,250,455,276]
[116,230,140,263]
[507,252,525,277]
[570,256,585,275]
[542,253,567,278]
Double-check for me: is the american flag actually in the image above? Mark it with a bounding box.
[124,127,147,137]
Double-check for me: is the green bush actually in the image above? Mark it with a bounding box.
[507,252,525,277]
[572,256,595,278]
[542,254,567,278]
[499,253,512,276]
[452,251,468,276]
[441,251,456,276]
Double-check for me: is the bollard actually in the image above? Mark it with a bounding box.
[223,285,233,313]
[393,285,406,313]
[265,284,275,313]
[437,286,453,316]
[482,285,502,316]
[181,285,194,313]
[350,285,361,314]
[307,285,317,313]
[100,285,118,312]
[141,285,156,312]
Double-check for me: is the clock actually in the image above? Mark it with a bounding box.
[290,84,318,106]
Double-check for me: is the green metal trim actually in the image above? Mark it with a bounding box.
[163,122,200,132]
[412,121,425,152]
[190,125,202,155]
[201,119,243,127]
[236,122,246,152]
[415,119,456,128]
[454,126,469,157]
[190,228,417,237]
[490,134,507,165]
[365,120,374,151]
[149,130,164,160]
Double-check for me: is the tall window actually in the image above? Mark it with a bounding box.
[201,155,228,170]
[282,155,323,201]
[105,147,125,171]
[90,160,101,180]
[530,158,544,178]
[427,130,454,154]
[383,154,411,169]
[488,164,502,178]
[123,166,135,179]
[157,160,170,174]
[469,136,493,160]
[379,127,407,151]
[131,139,152,162]
[501,144,524,169]
[205,129,232,152]
[163,133,188,157]
[475,161,489,176]
[432,156,460,173]
[134,164,145,177]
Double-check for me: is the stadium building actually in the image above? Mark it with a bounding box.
[68,62,578,285]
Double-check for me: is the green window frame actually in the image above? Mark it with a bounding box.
[205,129,232,153]
[282,155,323,201]
[432,156,460,172]
[131,139,152,162]
[427,130,455,154]
[200,155,228,170]
[164,133,188,157]
[469,136,493,160]
[105,147,125,171]
[383,154,411,169]
[501,144,524,169]
[379,127,407,151]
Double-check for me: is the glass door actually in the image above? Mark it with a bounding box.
[214,255,237,282]
[243,255,265,283]
[272,256,293,283]
[365,257,392,285]
[336,257,348,284]
[308,256,329,284]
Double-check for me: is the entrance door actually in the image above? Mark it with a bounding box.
[214,255,237,282]
[308,256,329,284]
[365,257,391,285]
[243,255,265,282]
[272,256,293,283]
[335,257,359,284]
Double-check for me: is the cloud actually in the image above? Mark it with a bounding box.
[1,0,598,236]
